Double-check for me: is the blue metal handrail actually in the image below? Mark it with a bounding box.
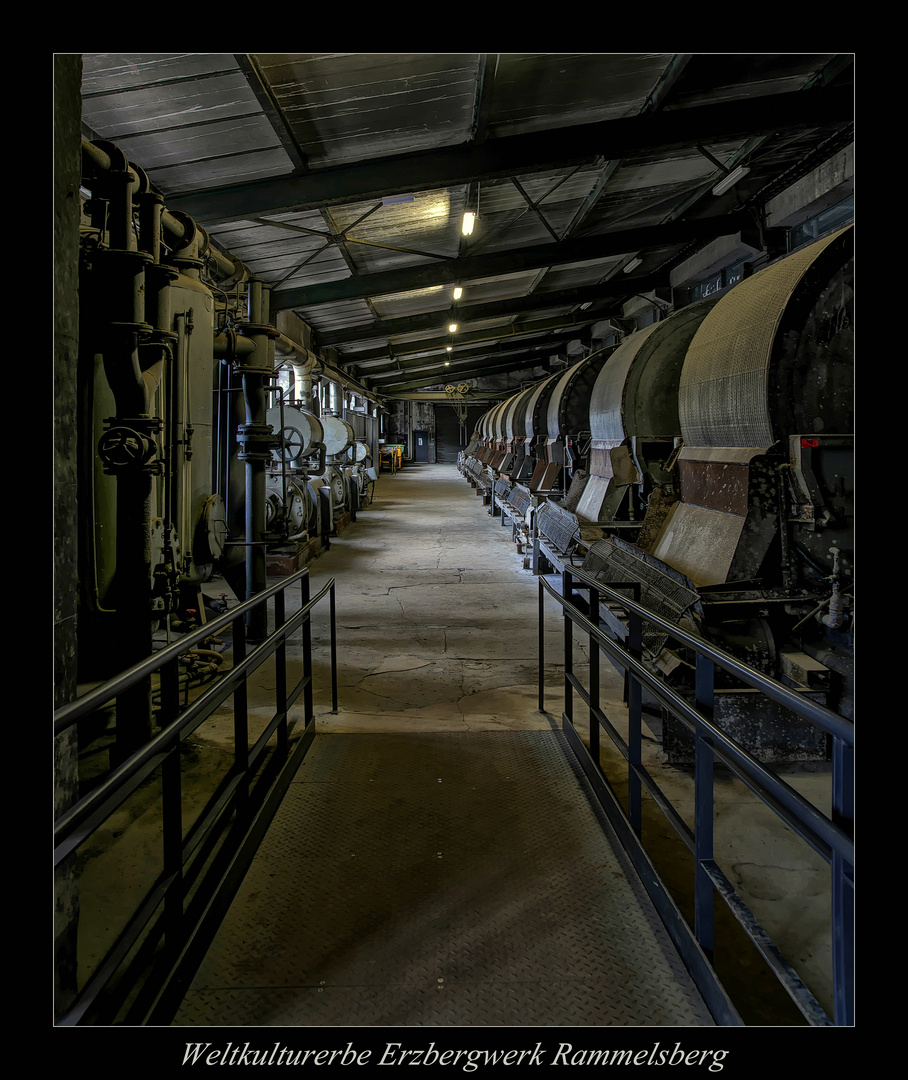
[54,568,338,1026]
[538,564,853,1026]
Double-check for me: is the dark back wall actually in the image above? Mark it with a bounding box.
[435,404,489,464]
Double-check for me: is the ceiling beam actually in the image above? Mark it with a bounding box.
[316,276,659,347]
[346,311,603,370]
[353,333,566,377]
[358,325,580,378]
[272,213,750,310]
[378,355,557,394]
[168,86,851,225]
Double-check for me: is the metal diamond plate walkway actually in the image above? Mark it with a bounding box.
[173,729,715,1027]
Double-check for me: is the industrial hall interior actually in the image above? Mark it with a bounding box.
[53,53,854,1034]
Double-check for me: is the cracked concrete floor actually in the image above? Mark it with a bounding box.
[69,464,841,1026]
[302,463,572,735]
[277,462,839,1024]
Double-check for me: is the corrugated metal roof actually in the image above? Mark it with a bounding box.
[78,52,853,394]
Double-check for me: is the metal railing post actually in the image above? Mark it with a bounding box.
[832,734,854,1025]
[627,592,643,835]
[534,561,853,1025]
[161,654,184,943]
[52,566,338,1026]
[298,572,313,727]
[563,569,573,726]
[538,576,545,714]
[588,582,600,770]
[694,651,716,959]
[329,580,338,714]
[232,609,249,824]
[275,586,288,758]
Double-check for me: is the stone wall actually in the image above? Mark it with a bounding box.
[54,52,82,1017]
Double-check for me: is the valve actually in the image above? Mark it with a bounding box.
[281,426,304,462]
[98,425,157,472]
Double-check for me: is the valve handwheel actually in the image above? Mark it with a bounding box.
[98,426,153,467]
[282,426,304,461]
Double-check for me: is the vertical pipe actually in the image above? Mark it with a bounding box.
[90,146,158,761]
[237,278,275,640]
[243,370,268,636]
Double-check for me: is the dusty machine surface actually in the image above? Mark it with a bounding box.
[463,228,854,761]
[75,141,380,714]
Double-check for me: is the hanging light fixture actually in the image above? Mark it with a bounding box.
[453,286,463,300]
[448,323,458,334]
[711,165,750,197]
[462,183,480,236]
[696,144,750,198]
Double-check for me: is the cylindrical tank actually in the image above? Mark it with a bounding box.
[586,298,719,488]
[506,385,536,439]
[679,225,853,449]
[266,404,323,465]
[320,414,355,458]
[652,226,854,588]
[523,373,560,441]
[546,352,610,441]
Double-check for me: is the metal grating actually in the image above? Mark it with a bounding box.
[536,502,580,555]
[582,538,702,657]
[173,731,714,1027]
[494,476,513,500]
[510,485,532,517]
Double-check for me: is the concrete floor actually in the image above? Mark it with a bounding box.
[313,466,837,1019]
[303,463,567,735]
[226,461,836,1025]
[70,461,838,1026]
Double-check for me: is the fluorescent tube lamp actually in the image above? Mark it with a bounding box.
[453,286,463,300]
[448,323,458,334]
[711,165,750,197]
[623,257,642,274]
[462,211,476,236]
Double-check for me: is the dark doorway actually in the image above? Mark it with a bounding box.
[435,404,488,464]
[414,430,429,462]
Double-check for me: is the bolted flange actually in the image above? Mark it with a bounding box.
[237,422,279,462]
[99,418,163,474]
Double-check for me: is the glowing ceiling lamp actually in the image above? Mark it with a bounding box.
[448,323,458,334]
[461,211,476,236]
[453,286,463,300]
[712,164,750,197]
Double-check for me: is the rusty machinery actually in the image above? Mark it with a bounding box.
[463,227,854,760]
